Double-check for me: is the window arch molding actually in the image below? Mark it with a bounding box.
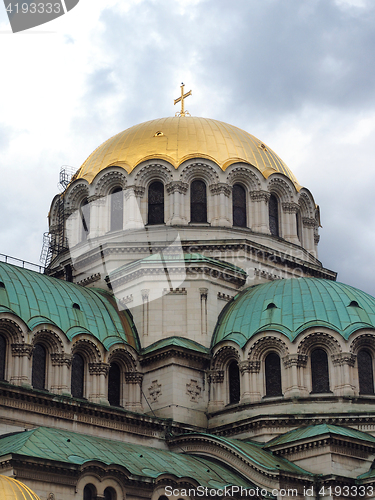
[267,175,295,204]
[179,160,220,186]
[246,335,289,363]
[225,164,262,192]
[93,168,127,198]
[297,332,341,358]
[64,181,90,212]
[134,162,174,189]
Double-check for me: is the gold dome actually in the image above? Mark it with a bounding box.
[0,475,41,500]
[74,116,300,188]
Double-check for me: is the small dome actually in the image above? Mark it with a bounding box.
[0,475,40,500]
[73,116,301,188]
[212,278,375,347]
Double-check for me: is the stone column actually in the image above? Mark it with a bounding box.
[239,361,251,403]
[331,353,356,396]
[209,183,232,227]
[250,191,270,234]
[10,343,33,387]
[125,186,145,229]
[51,353,72,395]
[302,217,316,254]
[282,354,307,398]
[248,361,261,402]
[207,370,224,411]
[88,362,110,404]
[125,372,144,411]
[281,202,300,244]
[166,181,188,225]
[87,195,106,238]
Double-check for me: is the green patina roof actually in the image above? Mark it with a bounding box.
[182,434,312,476]
[212,278,375,347]
[109,253,246,279]
[0,263,139,350]
[142,336,209,355]
[0,427,254,489]
[264,424,375,449]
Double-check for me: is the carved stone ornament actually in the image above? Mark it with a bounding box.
[148,380,162,402]
[207,370,224,383]
[186,379,202,402]
[88,362,110,376]
[250,190,270,203]
[125,372,144,384]
[209,183,232,197]
[48,494,55,500]
[302,217,316,228]
[166,181,189,194]
[11,343,33,357]
[282,202,299,214]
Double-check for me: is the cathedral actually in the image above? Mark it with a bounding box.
[1,88,375,499]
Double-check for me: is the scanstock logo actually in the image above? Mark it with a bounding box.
[3,0,79,33]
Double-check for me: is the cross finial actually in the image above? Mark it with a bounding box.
[174,83,192,117]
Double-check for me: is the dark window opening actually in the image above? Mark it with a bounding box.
[358,349,374,395]
[104,487,117,500]
[148,181,164,225]
[0,334,6,381]
[0,282,5,288]
[311,348,330,393]
[349,300,360,308]
[229,361,240,404]
[32,343,46,390]
[296,212,301,242]
[108,362,121,407]
[83,484,96,500]
[190,180,207,223]
[266,302,277,310]
[111,187,123,232]
[80,198,90,240]
[269,194,279,237]
[265,352,282,397]
[233,184,247,227]
[71,353,84,399]
[72,303,81,310]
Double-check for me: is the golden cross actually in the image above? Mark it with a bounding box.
[174,83,192,116]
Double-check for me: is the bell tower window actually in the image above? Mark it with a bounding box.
[269,194,279,237]
[358,349,374,395]
[311,348,330,393]
[108,362,121,406]
[265,352,282,397]
[0,334,6,381]
[80,198,90,240]
[71,353,84,399]
[232,184,247,227]
[148,181,164,225]
[110,187,123,231]
[32,343,46,390]
[228,361,240,404]
[190,180,207,223]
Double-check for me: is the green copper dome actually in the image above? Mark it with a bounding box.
[212,278,375,347]
[0,262,139,350]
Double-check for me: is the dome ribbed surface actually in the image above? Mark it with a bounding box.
[212,278,375,347]
[74,116,300,187]
[0,475,40,500]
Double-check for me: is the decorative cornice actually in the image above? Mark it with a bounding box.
[209,183,232,197]
[250,190,270,203]
[76,273,101,286]
[165,181,189,194]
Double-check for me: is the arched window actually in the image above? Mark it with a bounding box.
[296,211,302,243]
[0,334,6,381]
[148,181,164,225]
[311,348,330,393]
[83,484,96,500]
[265,352,282,397]
[80,198,90,240]
[110,187,123,231]
[228,361,240,404]
[358,349,374,395]
[232,184,247,227]
[104,487,117,500]
[71,353,84,399]
[32,343,46,390]
[269,194,279,237]
[190,180,207,223]
[108,362,121,406]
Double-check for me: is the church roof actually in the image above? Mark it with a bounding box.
[73,116,301,188]
[212,278,375,347]
[0,475,40,500]
[264,424,375,448]
[0,262,139,350]
[0,427,254,489]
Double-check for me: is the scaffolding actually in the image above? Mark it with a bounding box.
[40,166,76,269]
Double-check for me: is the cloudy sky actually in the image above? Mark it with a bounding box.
[0,0,375,295]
